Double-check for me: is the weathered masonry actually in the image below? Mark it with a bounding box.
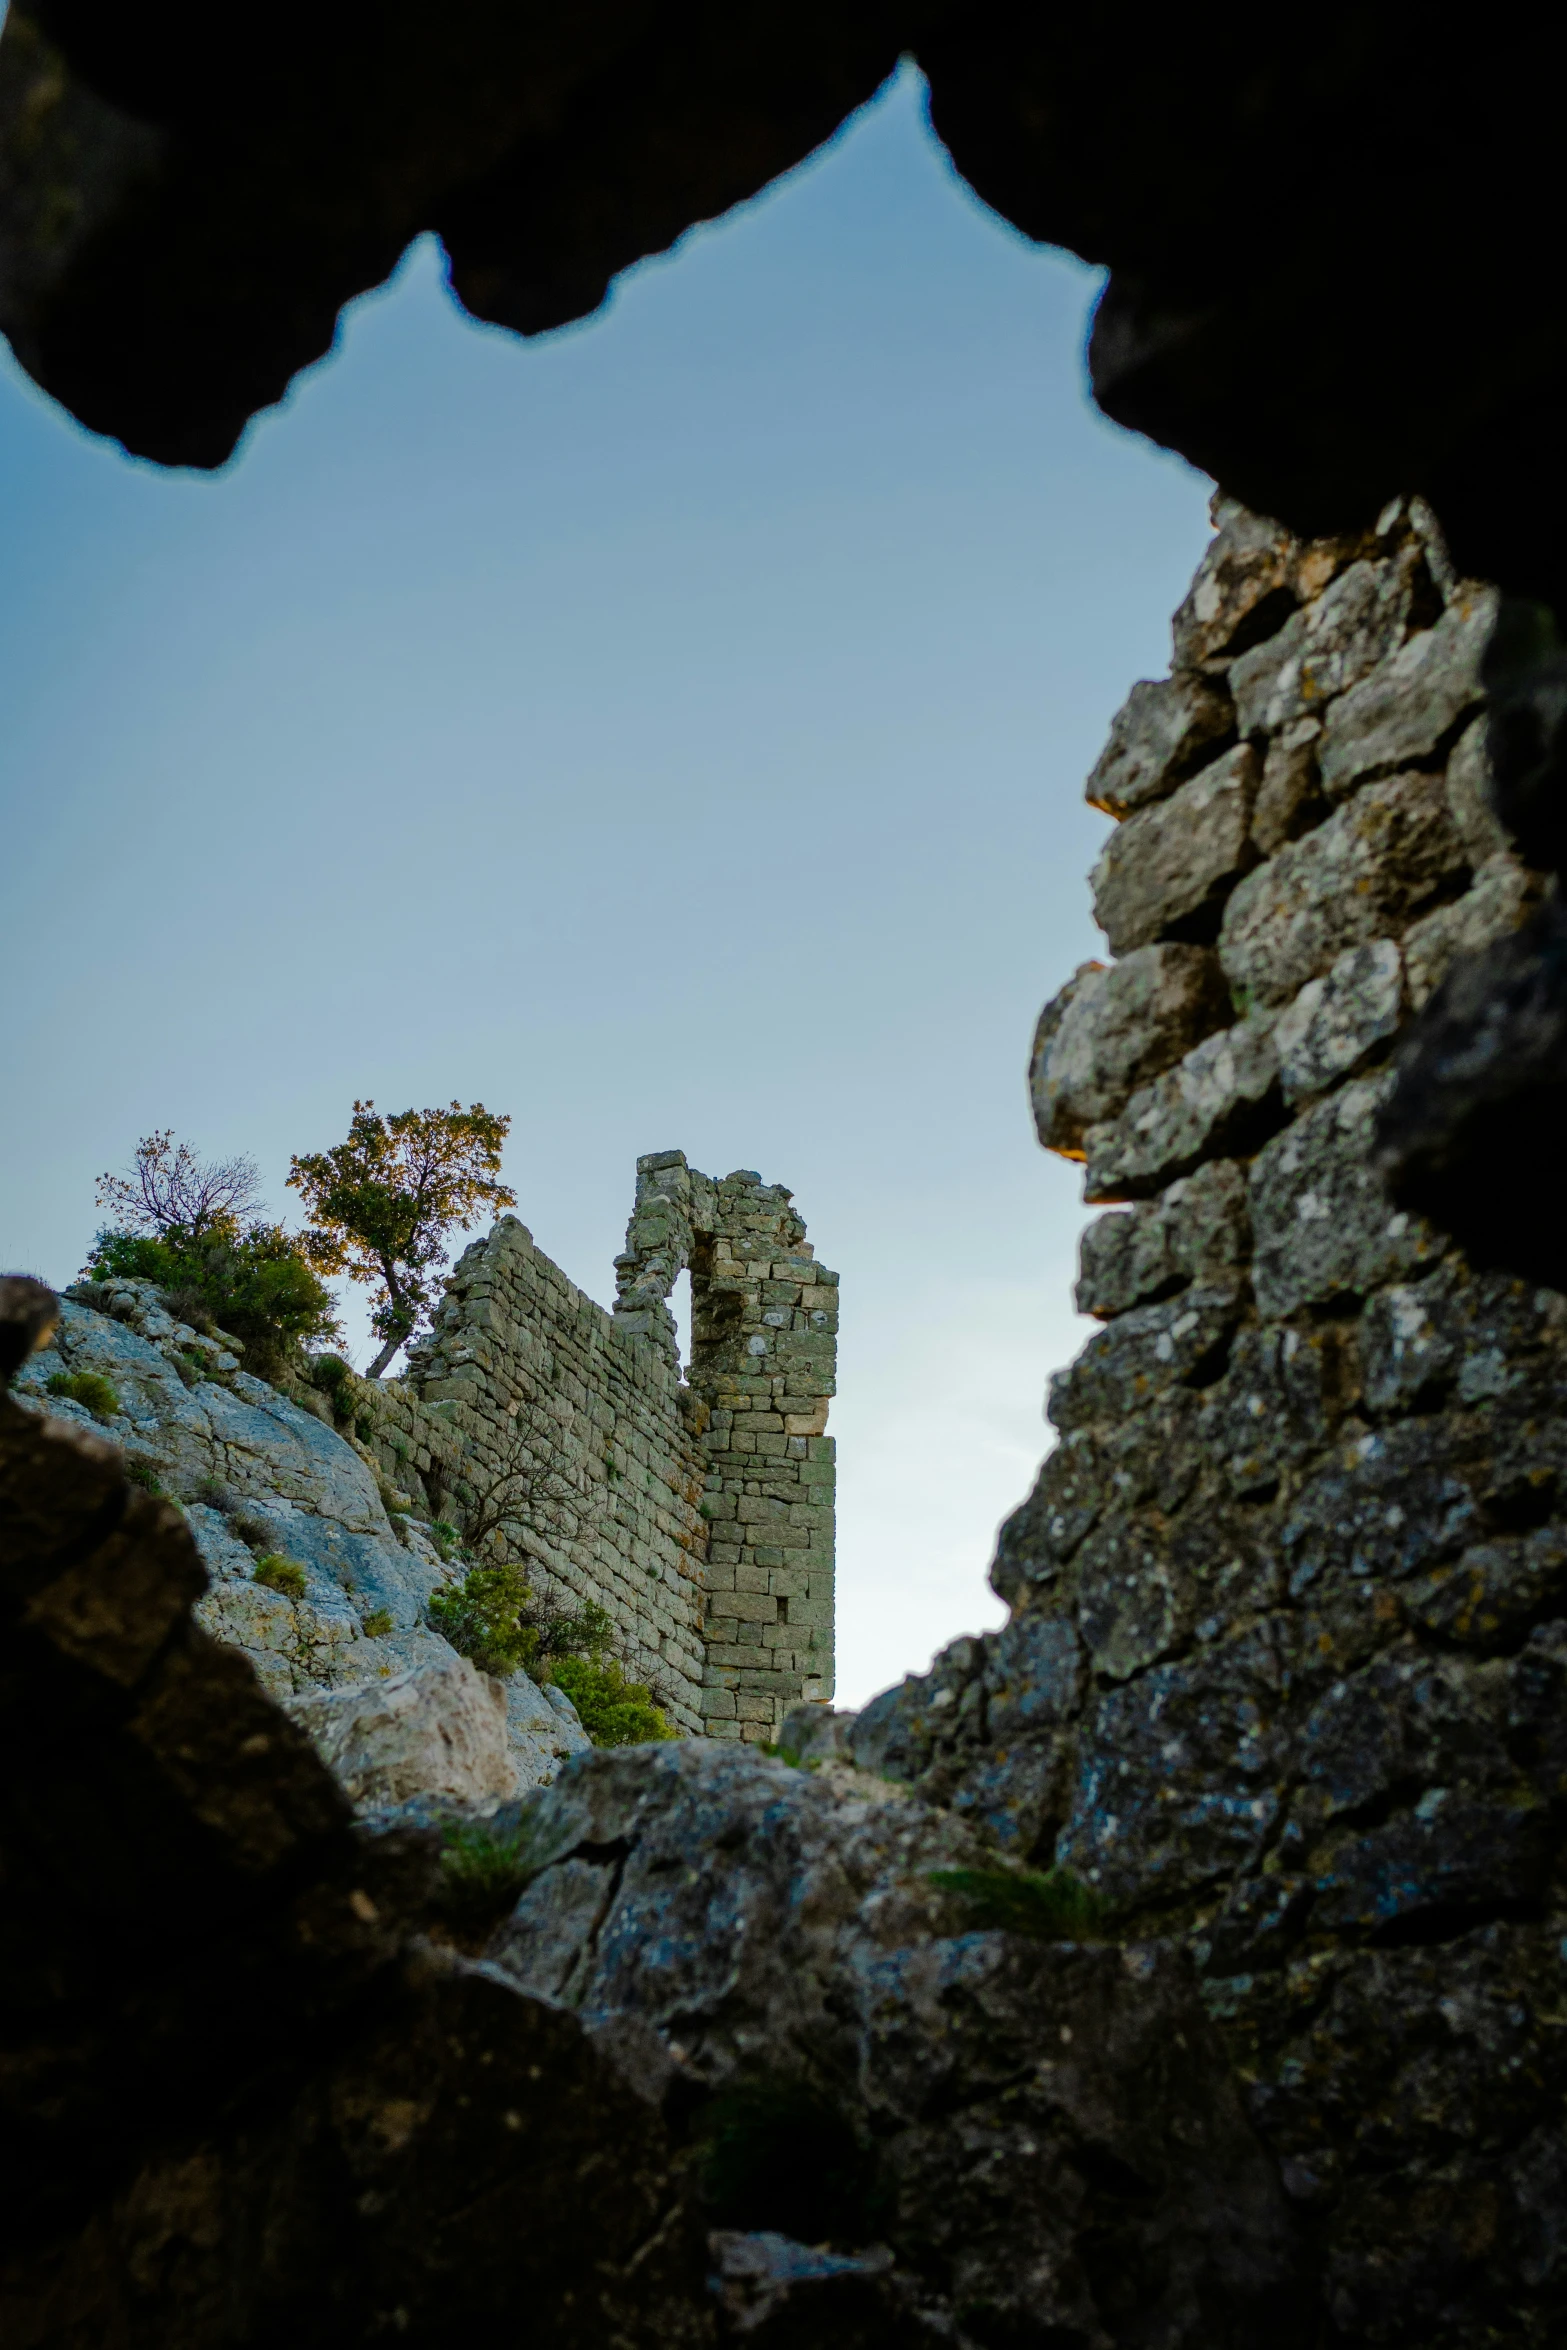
[848,495,1567,2342]
[360,1151,837,1742]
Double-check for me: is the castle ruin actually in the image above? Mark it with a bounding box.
[358,1152,837,1743]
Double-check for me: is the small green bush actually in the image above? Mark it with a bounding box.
[926,1864,1108,1942]
[428,1558,538,1675]
[361,1608,395,1637]
[253,1553,308,1600]
[427,1519,461,1560]
[310,1352,355,1401]
[125,1458,166,1496]
[85,1222,339,1384]
[46,1369,120,1420]
[550,1654,675,1748]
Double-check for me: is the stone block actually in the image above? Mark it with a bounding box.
[1251,718,1326,854]
[1316,581,1496,798]
[1075,1158,1250,1319]
[1170,497,1297,668]
[1083,671,1235,817]
[1248,1076,1443,1319]
[1083,1014,1280,1201]
[1089,744,1258,954]
[1273,937,1403,1102]
[1029,944,1232,1155]
[724,1589,777,1623]
[1220,769,1469,1012]
[1401,851,1538,1010]
[1048,1287,1242,1431]
[1442,712,1512,866]
[1230,552,1416,737]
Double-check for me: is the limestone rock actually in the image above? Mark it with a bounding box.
[1084,1012,1280,1201]
[1090,743,1258,953]
[1229,553,1417,738]
[1220,769,1469,1012]
[1083,670,1234,817]
[1029,943,1230,1154]
[287,1653,517,1809]
[1075,1157,1251,1318]
[487,1742,1306,2346]
[1443,710,1512,865]
[1169,500,1298,669]
[1056,1621,1293,1904]
[1047,1287,1241,1431]
[1273,936,1403,1103]
[1316,580,1497,798]
[1401,848,1538,1010]
[1196,1322,1354,1499]
[1248,1076,1443,1318]
[1251,718,1326,854]
[1374,894,1567,1291]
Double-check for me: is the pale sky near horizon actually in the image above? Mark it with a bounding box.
[0,66,1213,1706]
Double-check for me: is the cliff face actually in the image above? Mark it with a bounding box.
[849,498,1567,2343]
[11,1278,591,1794]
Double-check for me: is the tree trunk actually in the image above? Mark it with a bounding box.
[366,1332,403,1379]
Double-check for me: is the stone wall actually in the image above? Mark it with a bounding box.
[847,496,1567,2343]
[337,1151,837,1743]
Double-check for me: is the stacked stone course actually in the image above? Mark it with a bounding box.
[331,1152,836,1744]
[850,496,1567,2344]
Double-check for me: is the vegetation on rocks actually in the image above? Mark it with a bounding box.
[428,1558,672,1744]
[252,1553,308,1600]
[550,1655,674,1747]
[45,1367,119,1419]
[926,1864,1108,1942]
[87,1133,339,1381]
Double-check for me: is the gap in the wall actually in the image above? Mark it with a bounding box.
[672,1266,693,1376]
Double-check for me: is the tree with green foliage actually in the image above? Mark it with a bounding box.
[86,1132,339,1383]
[288,1100,515,1377]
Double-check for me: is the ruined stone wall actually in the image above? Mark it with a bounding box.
[849,497,1567,2341]
[616,1152,838,1738]
[336,1153,837,1744]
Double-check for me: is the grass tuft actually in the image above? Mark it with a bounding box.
[46,1369,120,1420]
[252,1553,308,1600]
[927,1864,1109,1942]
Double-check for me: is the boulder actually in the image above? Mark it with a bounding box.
[287,1653,518,1809]
[487,1741,1307,2348]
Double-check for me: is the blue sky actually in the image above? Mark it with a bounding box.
[0,66,1212,1704]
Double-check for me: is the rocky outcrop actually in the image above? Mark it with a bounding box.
[488,1738,1307,2347]
[286,1652,517,1810]
[0,1285,1309,2348]
[9,1278,590,1798]
[864,497,1567,2346]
